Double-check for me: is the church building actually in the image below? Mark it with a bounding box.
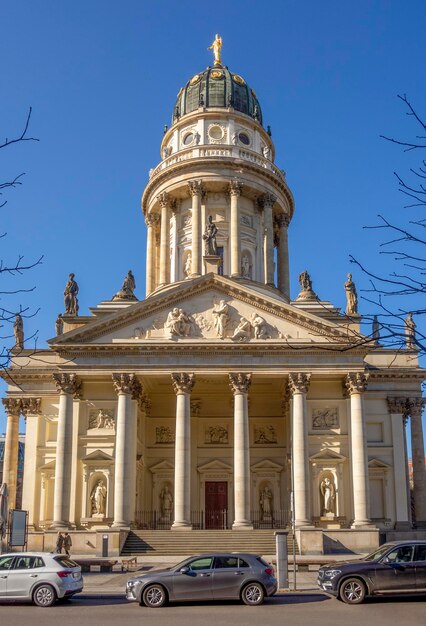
[2,38,425,555]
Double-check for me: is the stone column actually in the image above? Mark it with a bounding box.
[288,373,312,527]
[345,372,372,527]
[259,193,276,286]
[157,192,171,286]
[112,373,141,528]
[145,213,159,295]
[51,374,81,529]
[188,180,203,277]
[229,373,253,529]
[387,397,411,528]
[171,373,195,529]
[21,398,42,526]
[275,213,290,299]
[407,398,426,527]
[1,398,22,510]
[229,179,243,277]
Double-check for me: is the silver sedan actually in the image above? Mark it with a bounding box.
[126,552,277,607]
[0,552,83,606]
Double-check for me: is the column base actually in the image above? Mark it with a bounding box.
[49,521,71,530]
[232,521,254,531]
[294,520,315,530]
[111,522,131,530]
[351,520,376,529]
[171,522,193,530]
[394,521,412,531]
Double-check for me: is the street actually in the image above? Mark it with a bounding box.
[0,593,424,626]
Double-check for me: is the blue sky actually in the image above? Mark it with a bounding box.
[1,1,425,448]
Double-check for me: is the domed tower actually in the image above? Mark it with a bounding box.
[142,37,294,300]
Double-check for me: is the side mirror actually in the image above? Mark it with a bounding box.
[180,566,190,574]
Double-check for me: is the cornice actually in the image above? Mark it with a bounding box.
[50,274,357,346]
[142,157,294,216]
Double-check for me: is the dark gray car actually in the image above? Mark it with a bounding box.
[126,553,277,607]
[318,540,426,604]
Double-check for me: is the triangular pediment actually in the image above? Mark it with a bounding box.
[82,449,113,462]
[49,274,365,350]
[198,459,233,473]
[368,458,391,470]
[310,449,347,462]
[149,460,174,473]
[251,459,284,472]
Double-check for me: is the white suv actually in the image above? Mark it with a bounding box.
[0,552,83,606]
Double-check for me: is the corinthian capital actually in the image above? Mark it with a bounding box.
[112,373,142,399]
[21,397,42,417]
[274,213,290,229]
[53,373,82,398]
[345,372,368,395]
[171,373,195,395]
[229,179,243,196]
[288,372,311,395]
[2,397,22,416]
[229,373,252,395]
[187,180,204,197]
[156,192,170,208]
[406,397,425,418]
[145,212,160,228]
[387,397,408,416]
[257,192,277,211]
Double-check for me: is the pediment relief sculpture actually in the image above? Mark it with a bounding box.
[156,426,175,444]
[164,307,194,338]
[89,409,115,430]
[205,425,229,444]
[312,408,339,430]
[254,425,277,444]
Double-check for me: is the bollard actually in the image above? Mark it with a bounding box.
[102,534,109,557]
[274,530,289,589]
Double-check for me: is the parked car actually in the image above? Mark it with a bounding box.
[126,552,277,607]
[0,552,83,607]
[318,540,426,604]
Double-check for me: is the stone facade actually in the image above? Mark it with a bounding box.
[1,47,425,552]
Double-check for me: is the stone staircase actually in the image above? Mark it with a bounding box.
[121,529,298,556]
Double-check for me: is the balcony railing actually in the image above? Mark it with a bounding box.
[134,509,291,530]
[148,146,286,183]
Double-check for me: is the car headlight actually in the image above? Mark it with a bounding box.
[323,569,341,579]
[126,580,136,588]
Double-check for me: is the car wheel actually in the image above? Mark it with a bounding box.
[33,584,57,607]
[339,578,366,605]
[241,582,265,606]
[142,584,167,608]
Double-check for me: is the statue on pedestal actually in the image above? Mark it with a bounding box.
[91,479,107,516]
[160,484,173,521]
[203,216,218,255]
[64,273,79,316]
[259,486,273,520]
[112,270,137,301]
[405,312,416,350]
[344,273,358,315]
[320,477,336,516]
[208,34,223,65]
[13,313,24,349]
[296,270,318,301]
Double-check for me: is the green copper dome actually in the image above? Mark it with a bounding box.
[173,65,263,125]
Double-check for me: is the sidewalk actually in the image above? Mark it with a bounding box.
[75,553,362,595]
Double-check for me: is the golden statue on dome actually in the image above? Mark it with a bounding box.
[208,34,223,65]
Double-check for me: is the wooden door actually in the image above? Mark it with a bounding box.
[205,482,228,529]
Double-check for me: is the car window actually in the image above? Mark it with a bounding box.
[215,556,239,568]
[188,557,213,570]
[238,558,249,568]
[54,556,79,568]
[14,557,37,570]
[385,546,414,563]
[0,556,15,570]
[414,545,426,562]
